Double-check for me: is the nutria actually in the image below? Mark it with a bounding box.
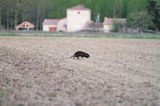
[70,51,90,59]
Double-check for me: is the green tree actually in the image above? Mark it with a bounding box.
[147,0,160,30]
[112,21,126,32]
[127,11,153,32]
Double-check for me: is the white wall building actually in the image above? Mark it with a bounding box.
[43,19,60,32]
[67,5,91,32]
[57,18,67,32]
[43,5,92,32]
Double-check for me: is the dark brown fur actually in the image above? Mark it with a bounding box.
[70,51,90,59]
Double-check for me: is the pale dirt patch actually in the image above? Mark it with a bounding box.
[0,37,160,106]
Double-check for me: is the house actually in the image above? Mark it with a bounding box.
[43,18,67,32]
[43,19,60,32]
[57,18,67,32]
[42,5,128,33]
[84,20,103,31]
[15,21,35,31]
[67,5,91,32]
[103,17,126,33]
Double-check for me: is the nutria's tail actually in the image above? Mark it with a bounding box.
[70,55,74,58]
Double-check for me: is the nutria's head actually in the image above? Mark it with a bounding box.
[86,54,90,58]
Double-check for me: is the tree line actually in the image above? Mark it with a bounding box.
[0,0,160,31]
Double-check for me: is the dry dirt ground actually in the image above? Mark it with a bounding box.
[0,36,160,106]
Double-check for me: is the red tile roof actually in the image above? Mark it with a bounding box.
[43,19,60,25]
[67,5,90,11]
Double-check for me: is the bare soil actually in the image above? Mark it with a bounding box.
[0,37,160,106]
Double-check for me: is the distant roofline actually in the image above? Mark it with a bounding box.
[43,19,61,25]
[104,17,126,20]
[103,17,126,25]
[67,4,91,11]
[43,19,61,21]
